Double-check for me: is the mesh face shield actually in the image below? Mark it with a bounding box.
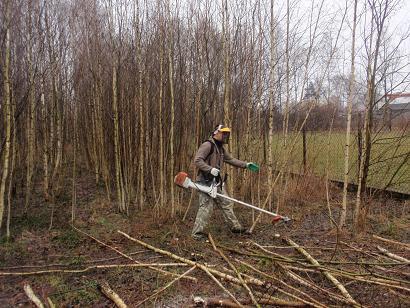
[213,124,231,144]
[221,132,230,144]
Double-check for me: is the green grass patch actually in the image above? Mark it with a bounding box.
[52,229,82,249]
[47,277,100,306]
[13,213,49,231]
[251,131,410,193]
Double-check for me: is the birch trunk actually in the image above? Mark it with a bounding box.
[340,0,357,227]
[267,0,276,211]
[355,0,388,234]
[158,22,165,214]
[25,0,36,211]
[0,0,12,231]
[168,4,176,216]
[112,64,126,213]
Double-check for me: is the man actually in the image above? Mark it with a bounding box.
[192,124,259,240]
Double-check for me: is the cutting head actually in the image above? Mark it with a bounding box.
[272,215,291,224]
[174,172,189,188]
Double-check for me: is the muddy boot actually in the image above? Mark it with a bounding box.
[192,232,209,242]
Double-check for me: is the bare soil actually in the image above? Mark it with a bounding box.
[0,172,409,307]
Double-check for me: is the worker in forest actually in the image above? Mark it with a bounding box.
[192,124,260,241]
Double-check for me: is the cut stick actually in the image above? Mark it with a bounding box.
[377,246,410,263]
[252,291,306,307]
[373,235,410,250]
[283,267,357,306]
[23,284,44,308]
[208,234,260,308]
[117,230,264,287]
[136,266,196,307]
[285,238,360,307]
[0,263,188,276]
[200,297,242,308]
[235,258,327,308]
[47,297,56,308]
[118,230,307,307]
[201,266,244,307]
[100,281,128,308]
[72,226,195,281]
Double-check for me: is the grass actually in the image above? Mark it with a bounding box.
[52,229,82,249]
[249,131,410,193]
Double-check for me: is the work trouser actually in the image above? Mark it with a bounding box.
[191,184,242,238]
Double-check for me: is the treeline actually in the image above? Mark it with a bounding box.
[0,0,408,236]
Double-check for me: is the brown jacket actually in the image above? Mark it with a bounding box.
[194,138,247,182]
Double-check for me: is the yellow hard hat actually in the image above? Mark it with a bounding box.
[214,124,231,134]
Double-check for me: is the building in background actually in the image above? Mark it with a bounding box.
[377,93,410,130]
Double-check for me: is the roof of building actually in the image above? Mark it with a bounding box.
[388,102,410,111]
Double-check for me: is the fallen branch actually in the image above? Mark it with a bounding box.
[46,297,56,308]
[72,225,195,281]
[118,230,306,307]
[373,235,410,251]
[201,265,244,307]
[377,246,410,263]
[283,267,358,306]
[235,258,327,308]
[285,238,360,307]
[193,296,242,308]
[0,263,188,276]
[23,284,44,308]
[118,230,264,287]
[136,266,197,307]
[208,234,260,308]
[99,281,128,308]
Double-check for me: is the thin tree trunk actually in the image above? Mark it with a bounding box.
[355,0,388,234]
[7,88,16,239]
[340,0,357,227]
[168,2,176,216]
[41,81,50,200]
[267,0,276,211]
[0,0,12,231]
[112,64,126,213]
[25,0,36,211]
[158,16,165,214]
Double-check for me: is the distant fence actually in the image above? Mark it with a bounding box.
[277,128,410,194]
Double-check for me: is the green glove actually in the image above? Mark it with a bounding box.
[246,162,260,172]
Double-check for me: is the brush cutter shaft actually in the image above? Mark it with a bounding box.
[174,172,289,221]
[216,193,283,218]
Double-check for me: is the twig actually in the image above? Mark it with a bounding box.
[118,230,309,307]
[283,267,358,306]
[208,234,260,308]
[99,281,128,308]
[377,246,410,263]
[23,284,44,308]
[72,225,196,281]
[117,230,264,287]
[136,266,197,307]
[252,291,307,307]
[251,241,297,263]
[372,235,410,251]
[285,238,360,307]
[235,258,327,308]
[0,263,188,276]
[201,266,244,307]
[47,297,56,308]
[0,250,147,270]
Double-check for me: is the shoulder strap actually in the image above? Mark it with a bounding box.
[204,140,215,160]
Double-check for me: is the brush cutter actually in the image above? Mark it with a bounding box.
[174,172,291,223]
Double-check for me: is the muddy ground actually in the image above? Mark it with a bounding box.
[0,172,409,307]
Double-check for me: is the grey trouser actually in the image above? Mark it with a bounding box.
[192,184,242,238]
